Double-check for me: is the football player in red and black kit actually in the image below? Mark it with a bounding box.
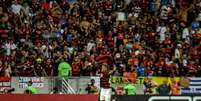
[100,63,114,101]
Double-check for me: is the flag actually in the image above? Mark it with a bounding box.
[181,78,201,95]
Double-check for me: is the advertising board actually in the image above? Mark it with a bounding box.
[114,95,201,101]
[0,77,11,91]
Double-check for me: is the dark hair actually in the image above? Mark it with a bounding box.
[28,81,33,86]
[53,87,59,93]
[91,79,95,83]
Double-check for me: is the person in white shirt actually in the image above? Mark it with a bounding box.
[87,40,95,53]
[174,44,181,59]
[11,1,22,14]
[182,27,190,40]
[160,5,168,20]
[2,40,17,56]
[165,57,173,65]
[157,23,167,43]
[41,45,50,58]
[182,54,188,67]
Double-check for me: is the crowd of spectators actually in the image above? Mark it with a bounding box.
[0,0,200,79]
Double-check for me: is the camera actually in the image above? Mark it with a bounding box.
[0,88,15,94]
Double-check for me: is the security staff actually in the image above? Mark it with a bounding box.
[124,79,136,95]
[25,81,38,94]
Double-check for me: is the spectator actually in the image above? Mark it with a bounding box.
[170,80,181,95]
[11,1,22,15]
[123,66,138,83]
[0,0,200,95]
[156,80,170,95]
[2,40,17,56]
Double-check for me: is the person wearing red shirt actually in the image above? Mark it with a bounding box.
[148,32,157,40]
[187,61,197,76]
[104,1,112,11]
[44,58,54,76]
[163,36,172,47]
[96,50,112,65]
[128,54,139,67]
[116,32,124,47]
[41,1,49,11]
[100,64,113,101]
[72,57,83,76]
[106,31,114,48]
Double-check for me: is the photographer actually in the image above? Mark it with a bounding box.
[0,88,15,94]
[124,79,136,95]
[144,77,157,95]
[50,87,63,94]
[85,79,99,94]
[25,81,38,94]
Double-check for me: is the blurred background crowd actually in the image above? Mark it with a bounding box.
[0,0,200,80]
